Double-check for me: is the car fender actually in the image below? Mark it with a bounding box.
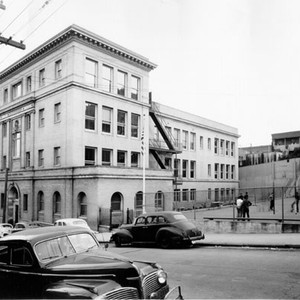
[156,227,183,241]
[43,279,122,299]
[111,228,133,243]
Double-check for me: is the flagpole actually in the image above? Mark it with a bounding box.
[142,113,146,214]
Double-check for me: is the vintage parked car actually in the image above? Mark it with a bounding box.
[12,221,53,233]
[0,226,182,299]
[111,211,205,248]
[0,223,13,238]
[54,218,90,229]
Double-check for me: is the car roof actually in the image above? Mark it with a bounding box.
[1,226,92,245]
[55,218,87,223]
[138,211,182,218]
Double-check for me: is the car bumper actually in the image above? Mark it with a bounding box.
[183,233,205,242]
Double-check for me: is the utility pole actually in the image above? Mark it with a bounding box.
[2,168,9,223]
[0,1,26,50]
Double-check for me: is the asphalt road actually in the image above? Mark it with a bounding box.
[109,245,300,299]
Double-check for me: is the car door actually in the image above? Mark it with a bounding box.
[130,216,148,242]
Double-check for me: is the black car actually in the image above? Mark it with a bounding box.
[0,226,182,299]
[111,211,205,248]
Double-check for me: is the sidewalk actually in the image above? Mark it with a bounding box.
[197,232,300,249]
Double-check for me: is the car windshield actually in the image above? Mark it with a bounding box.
[35,233,98,262]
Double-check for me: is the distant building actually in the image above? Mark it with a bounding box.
[272,131,300,153]
[0,25,239,229]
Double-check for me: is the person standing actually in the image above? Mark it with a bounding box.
[291,191,299,214]
[269,193,275,214]
[236,195,244,218]
[242,196,252,220]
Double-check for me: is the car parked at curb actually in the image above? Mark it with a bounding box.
[111,211,205,248]
[0,223,13,238]
[0,226,182,299]
[54,218,90,230]
[12,221,53,233]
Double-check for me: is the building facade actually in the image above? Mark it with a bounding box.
[0,25,239,229]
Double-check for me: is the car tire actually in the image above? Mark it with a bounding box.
[114,236,122,247]
[158,236,171,249]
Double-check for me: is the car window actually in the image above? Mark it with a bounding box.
[135,217,146,225]
[146,216,157,224]
[11,247,33,266]
[156,216,167,223]
[0,246,9,264]
[35,236,75,262]
[68,233,98,252]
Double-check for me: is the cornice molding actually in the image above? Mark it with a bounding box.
[0,25,157,81]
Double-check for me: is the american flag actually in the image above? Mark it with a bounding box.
[141,130,144,155]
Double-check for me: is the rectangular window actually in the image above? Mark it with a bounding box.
[39,109,45,127]
[174,128,180,148]
[182,189,189,201]
[182,160,188,178]
[220,164,224,179]
[214,163,219,179]
[54,103,61,123]
[117,150,126,166]
[2,156,7,169]
[174,189,181,202]
[131,113,139,138]
[85,147,96,165]
[226,141,230,156]
[23,194,28,211]
[231,142,235,156]
[85,58,98,88]
[39,69,45,87]
[208,188,211,200]
[55,59,62,79]
[190,161,196,178]
[182,130,188,150]
[25,152,30,168]
[208,164,211,177]
[85,102,96,131]
[117,110,126,136]
[190,189,196,201]
[200,136,204,149]
[131,75,140,100]
[231,165,235,179]
[226,164,230,179]
[190,132,196,150]
[3,88,8,104]
[102,65,112,92]
[102,106,112,133]
[54,147,61,166]
[102,149,112,166]
[12,133,21,158]
[220,139,224,155]
[12,81,22,99]
[2,122,7,137]
[38,150,44,167]
[214,138,219,154]
[208,138,211,150]
[25,114,31,130]
[117,70,127,96]
[26,76,32,93]
[131,152,139,167]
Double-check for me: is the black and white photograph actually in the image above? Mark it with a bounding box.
[0,0,299,299]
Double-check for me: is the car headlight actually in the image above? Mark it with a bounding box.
[157,270,167,284]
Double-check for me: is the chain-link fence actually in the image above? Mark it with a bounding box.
[98,186,300,230]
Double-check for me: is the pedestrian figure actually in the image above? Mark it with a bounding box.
[269,193,275,214]
[242,196,252,220]
[291,191,299,214]
[236,194,244,218]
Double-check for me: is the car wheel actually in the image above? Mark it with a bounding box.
[114,236,122,247]
[159,236,171,249]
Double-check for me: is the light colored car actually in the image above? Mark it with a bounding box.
[54,218,90,229]
[0,223,13,238]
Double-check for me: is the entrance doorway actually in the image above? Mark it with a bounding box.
[7,185,19,225]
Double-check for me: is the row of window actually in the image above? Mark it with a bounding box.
[162,127,236,156]
[1,56,141,106]
[174,188,236,202]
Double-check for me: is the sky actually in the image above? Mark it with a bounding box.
[0,0,299,147]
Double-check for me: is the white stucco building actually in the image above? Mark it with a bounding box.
[0,25,239,229]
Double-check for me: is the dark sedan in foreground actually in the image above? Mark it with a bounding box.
[111,211,205,248]
[0,226,182,299]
